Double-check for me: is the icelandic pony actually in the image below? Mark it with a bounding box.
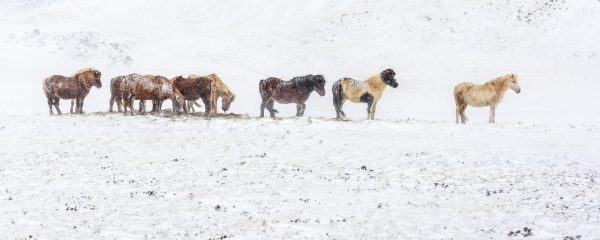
[453,73,521,123]
[109,75,126,112]
[187,74,236,113]
[43,67,102,115]
[171,75,217,117]
[332,69,398,120]
[120,74,184,115]
[259,75,326,118]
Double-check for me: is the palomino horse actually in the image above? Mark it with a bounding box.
[43,67,102,115]
[259,75,326,118]
[332,69,398,120]
[120,74,184,115]
[171,75,217,117]
[186,74,236,114]
[453,73,521,123]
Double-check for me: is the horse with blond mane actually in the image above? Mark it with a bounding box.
[453,73,521,123]
[43,67,102,115]
[186,73,236,114]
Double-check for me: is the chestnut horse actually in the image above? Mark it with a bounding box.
[171,75,217,117]
[259,75,326,118]
[332,69,398,120]
[453,73,521,123]
[43,67,102,115]
[109,75,126,112]
[120,74,184,115]
[186,74,236,113]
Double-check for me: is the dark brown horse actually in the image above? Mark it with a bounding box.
[43,67,102,115]
[259,75,326,118]
[171,75,217,117]
[120,74,184,115]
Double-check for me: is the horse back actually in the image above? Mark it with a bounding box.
[339,78,368,103]
[174,76,214,101]
[44,75,82,99]
[110,76,125,96]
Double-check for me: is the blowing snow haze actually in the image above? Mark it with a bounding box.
[2,1,600,239]
[0,0,599,122]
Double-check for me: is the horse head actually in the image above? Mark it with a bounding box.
[74,68,102,89]
[92,70,102,88]
[507,73,521,94]
[381,69,398,88]
[172,89,185,114]
[222,94,236,112]
[312,75,326,96]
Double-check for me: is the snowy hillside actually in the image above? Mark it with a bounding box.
[1,0,600,239]
[0,0,599,122]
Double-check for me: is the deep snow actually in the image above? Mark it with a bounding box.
[1,114,600,239]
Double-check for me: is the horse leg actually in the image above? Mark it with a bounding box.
[109,95,115,112]
[266,99,276,118]
[47,97,54,115]
[260,99,266,118]
[202,97,211,117]
[300,103,306,116]
[77,97,85,114]
[296,104,302,117]
[332,82,346,120]
[359,93,375,120]
[459,104,468,124]
[53,98,62,115]
[455,107,460,124]
[489,104,496,123]
[116,97,123,112]
[128,98,135,115]
[156,100,161,113]
[188,101,194,113]
[138,100,145,113]
[70,99,75,114]
[182,100,188,114]
[370,101,378,120]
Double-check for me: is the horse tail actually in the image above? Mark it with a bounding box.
[43,77,52,97]
[332,80,345,113]
[259,79,267,99]
[210,80,218,114]
[453,83,466,106]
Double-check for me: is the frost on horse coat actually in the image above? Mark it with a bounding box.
[453,73,521,123]
[171,75,217,117]
[120,74,183,115]
[259,75,326,118]
[43,67,102,115]
[109,75,126,112]
[332,69,398,120]
[187,74,236,113]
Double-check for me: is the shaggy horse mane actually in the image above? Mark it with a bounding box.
[487,73,516,84]
[71,67,98,77]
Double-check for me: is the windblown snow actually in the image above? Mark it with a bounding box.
[0,0,599,239]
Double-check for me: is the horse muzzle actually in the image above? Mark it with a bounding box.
[516,88,521,94]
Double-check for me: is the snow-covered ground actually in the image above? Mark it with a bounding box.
[1,114,599,239]
[1,0,600,239]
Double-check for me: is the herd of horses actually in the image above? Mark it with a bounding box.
[42,68,521,123]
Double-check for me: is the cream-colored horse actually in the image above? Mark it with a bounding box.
[453,73,521,123]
